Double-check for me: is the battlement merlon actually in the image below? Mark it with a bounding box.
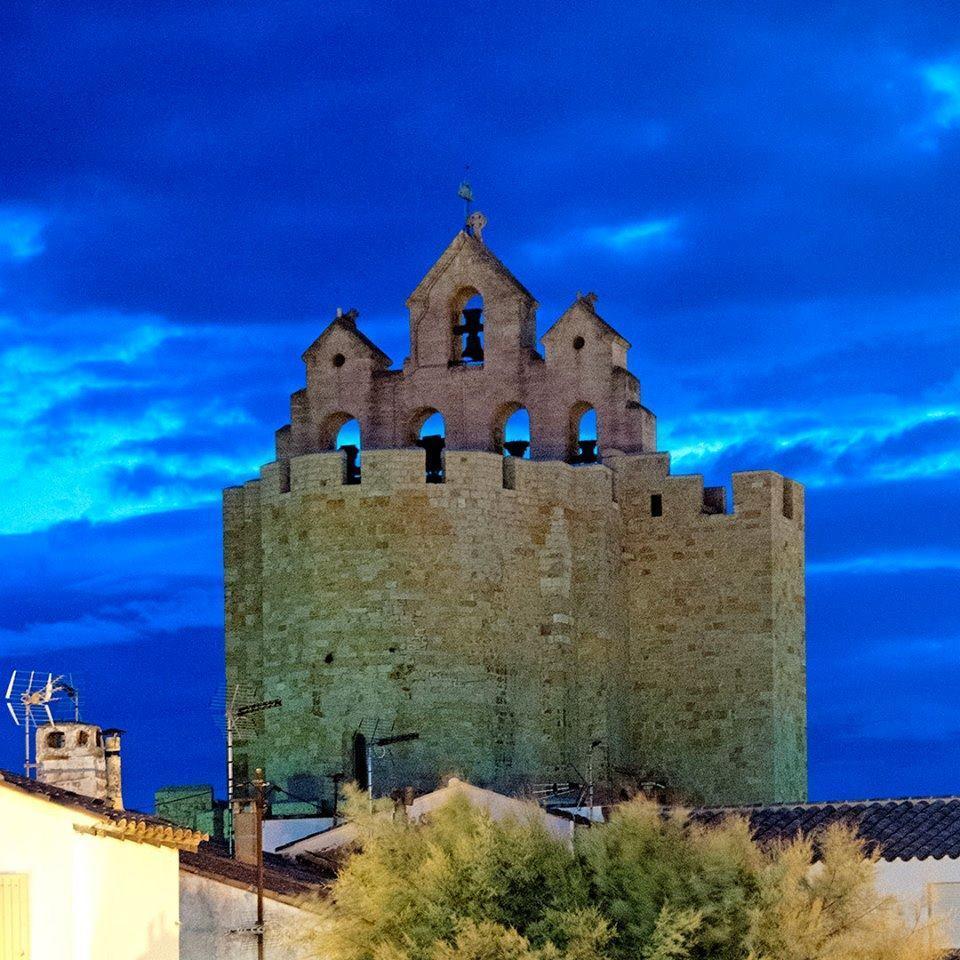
[226,449,803,534]
[276,228,657,461]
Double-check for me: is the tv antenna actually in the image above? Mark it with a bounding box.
[4,670,80,776]
[213,682,282,854]
[361,719,420,808]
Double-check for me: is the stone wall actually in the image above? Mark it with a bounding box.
[281,231,656,462]
[611,454,806,803]
[225,449,805,808]
[224,220,806,810]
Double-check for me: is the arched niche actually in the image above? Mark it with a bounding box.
[411,408,446,483]
[494,404,531,458]
[570,404,600,464]
[334,418,361,484]
[451,287,484,365]
[321,411,358,450]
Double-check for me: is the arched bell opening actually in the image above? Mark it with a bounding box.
[334,417,361,485]
[412,408,446,484]
[570,405,600,464]
[494,404,531,459]
[450,288,484,366]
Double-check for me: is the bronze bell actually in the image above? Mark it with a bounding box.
[416,434,446,483]
[455,307,484,363]
[462,332,484,362]
[341,444,361,484]
[575,440,599,464]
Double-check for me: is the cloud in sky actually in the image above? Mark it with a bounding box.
[0,208,46,262]
[922,60,960,130]
[1,0,959,804]
[524,217,682,260]
[0,311,309,533]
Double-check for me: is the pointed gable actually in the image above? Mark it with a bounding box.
[540,293,631,372]
[541,293,630,350]
[301,309,392,368]
[406,230,537,307]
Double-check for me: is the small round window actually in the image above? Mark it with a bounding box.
[573,336,585,351]
[46,731,65,749]
[332,353,346,368]
[77,730,89,746]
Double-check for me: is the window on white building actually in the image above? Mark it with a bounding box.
[0,873,29,960]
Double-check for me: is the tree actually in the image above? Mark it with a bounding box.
[302,786,942,960]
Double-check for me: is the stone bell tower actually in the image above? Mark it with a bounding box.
[225,213,806,811]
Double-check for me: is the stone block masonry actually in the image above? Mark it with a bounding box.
[224,216,806,809]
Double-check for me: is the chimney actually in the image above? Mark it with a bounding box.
[36,723,107,800]
[102,728,124,811]
[233,801,259,865]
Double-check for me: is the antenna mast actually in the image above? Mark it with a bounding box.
[366,730,420,808]
[221,685,281,854]
[4,670,80,776]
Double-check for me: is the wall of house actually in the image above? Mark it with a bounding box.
[0,784,180,959]
[876,857,960,947]
[179,871,325,959]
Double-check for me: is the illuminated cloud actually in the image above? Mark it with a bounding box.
[0,311,291,533]
[922,60,960,130]
[523,217,681,260]
[0,208,46,261]
[582,218,681,251]
[808,551,960,576]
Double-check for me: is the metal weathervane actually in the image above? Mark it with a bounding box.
[458,176,473,218]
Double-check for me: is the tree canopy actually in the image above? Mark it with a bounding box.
[299,787,942,960]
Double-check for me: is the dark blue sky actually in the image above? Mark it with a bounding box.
[1,2,958,811]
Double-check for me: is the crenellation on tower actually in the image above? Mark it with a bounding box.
[225,215,806,810]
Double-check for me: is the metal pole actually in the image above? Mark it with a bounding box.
[588,754,594,819]
[366,743,374,809]
[254,768,266,960]
[226,717,234,855]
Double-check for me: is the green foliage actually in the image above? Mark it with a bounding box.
[308,788,943,960]
[744,823,939,960]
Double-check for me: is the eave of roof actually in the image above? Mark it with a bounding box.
[0,769,207,852]
[689,795,960,863]
[181,846,330,904]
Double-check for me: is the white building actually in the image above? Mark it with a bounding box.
[0,768,204,960]
[274,777,574,860]
[178,846,327,960]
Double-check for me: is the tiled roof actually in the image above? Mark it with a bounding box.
[0,769,206,851]
[690,796,960,862]
[181,844,330,903]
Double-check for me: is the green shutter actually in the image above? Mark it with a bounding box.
[0,875,29,960]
